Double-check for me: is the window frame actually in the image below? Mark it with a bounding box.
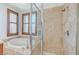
[7,9,18,36]
[22,13,30,35]
[22,12,37,35]
[31,12,37,35]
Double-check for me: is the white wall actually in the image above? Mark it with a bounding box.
[0,4,21,40]
[0,4,7,39]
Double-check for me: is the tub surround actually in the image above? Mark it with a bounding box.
[3,37,40,55]
[3,43,31,55]
[3,38,31,55]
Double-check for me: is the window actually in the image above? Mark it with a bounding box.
[22,13,30,35]
[22,12,37,35]
[7,9,18,36]
[31,12,37,35]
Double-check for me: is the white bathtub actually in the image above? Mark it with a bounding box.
[7,38,29,49]
[5,37,40,54]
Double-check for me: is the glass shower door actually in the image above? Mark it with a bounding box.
[30,3,43,55]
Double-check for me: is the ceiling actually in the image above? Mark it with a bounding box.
[44,3,64,9]
[7,3,64,12]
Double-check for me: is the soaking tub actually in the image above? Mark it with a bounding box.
[4,37,40,55]
[7,38,29,49]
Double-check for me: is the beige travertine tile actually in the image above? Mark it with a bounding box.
[43,6,64,55]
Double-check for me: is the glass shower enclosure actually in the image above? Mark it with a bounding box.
[29,3,44,55]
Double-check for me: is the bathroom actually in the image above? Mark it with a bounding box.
[0,3,79,55]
